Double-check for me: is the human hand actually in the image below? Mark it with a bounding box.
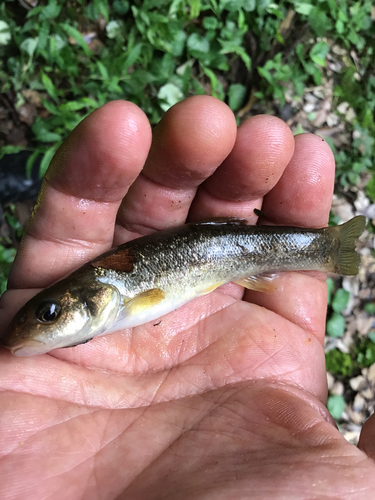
[1,97,375,500]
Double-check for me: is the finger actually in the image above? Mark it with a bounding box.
[114,96,237,244]
[8,101,152,289]
[358,413,375,460]
[261,133,335,226]
[188,115,295,222]
[245,134,335,341]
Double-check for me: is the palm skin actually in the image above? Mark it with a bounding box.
[1,97,375,500]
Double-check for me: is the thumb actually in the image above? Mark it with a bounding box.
[358,413,375,459]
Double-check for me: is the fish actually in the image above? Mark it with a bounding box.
[0,216,366,356]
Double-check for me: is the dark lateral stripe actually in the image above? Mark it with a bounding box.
[91,249,136,272]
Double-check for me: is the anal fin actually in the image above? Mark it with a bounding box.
[199,281,226,295]
[233,274,278,293]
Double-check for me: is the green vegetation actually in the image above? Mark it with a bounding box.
[326,348,354,377]
[325,277,375,378]
[326,337,375,378]
[327,394,346,420]
[326,278,350,338]
[1,0,375,189]
[356,336,375,368]
[0,244,16,295]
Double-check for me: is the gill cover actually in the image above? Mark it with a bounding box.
[1,272,120,356]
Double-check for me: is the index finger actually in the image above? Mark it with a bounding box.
[8,101,152,290]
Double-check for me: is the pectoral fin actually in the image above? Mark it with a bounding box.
[64,337,94,348]
[233,274,278,293]
[124,288,165,314]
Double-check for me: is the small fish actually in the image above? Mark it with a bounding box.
[1,216,366,356]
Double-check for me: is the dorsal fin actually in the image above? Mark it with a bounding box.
[193,217,248,226]
[254,208,266,218]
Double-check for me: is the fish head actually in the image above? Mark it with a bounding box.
[1,276,121,356]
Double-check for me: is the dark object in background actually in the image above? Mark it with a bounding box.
[0,151,42,205]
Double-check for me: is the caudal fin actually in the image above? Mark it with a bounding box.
[332,216,366,275]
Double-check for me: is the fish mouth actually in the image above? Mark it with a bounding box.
[9,339,47,357]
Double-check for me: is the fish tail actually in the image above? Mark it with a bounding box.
[330,216,366,275]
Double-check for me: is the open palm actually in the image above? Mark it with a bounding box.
[1,97,375,500]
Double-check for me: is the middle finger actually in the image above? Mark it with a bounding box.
[114,96,237,244]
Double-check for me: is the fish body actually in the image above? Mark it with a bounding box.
[1,216,366,356]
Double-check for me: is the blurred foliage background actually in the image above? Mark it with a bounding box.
[1,0,375,186]
[1,0,375,426]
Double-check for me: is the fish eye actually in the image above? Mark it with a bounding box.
[35,300,62,323]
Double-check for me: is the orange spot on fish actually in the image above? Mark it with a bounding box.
[91,248,137,272]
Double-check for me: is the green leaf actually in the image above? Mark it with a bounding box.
[203,16,219,30]
[294,3,314,15]
[310,41,329,66]
[60,24,91,56]
[37,132,63,143]
[157,53,174,80]
[171,30,187,57]
[366,176,375,202]
[326,349,354,377]
[20,37,38,57]
[96,60,109,79]
[202,66,224,99]
[0,244,16,263]
[36,22,50,55]
[50,34,67,53]
[189,0,201,18]
[235,46,251,70]
[26,150,41,178]
[41,72,58,101]
[158,83,184,111]
[41,99,58,115]
[39,145,59,178]
[59,99,98,112]
[228,83,247,111]
[106,20,122,39]
[326,312,346,338]
[364,303,375,315]
[326,278,334,305]
[94,0,110,21]
[308,7,331,37]
[332,288,350,313]
[113,0,130,14]
[0,20,11,46]
[220,0,256,12]
[187,33,210,55]
[335,19,344,34]
[40,0,61,20]
[304,61,322,85]
[356,339,375,368]
[327,395,346,420]
[123,44,143,71]
[0,145,25,157]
